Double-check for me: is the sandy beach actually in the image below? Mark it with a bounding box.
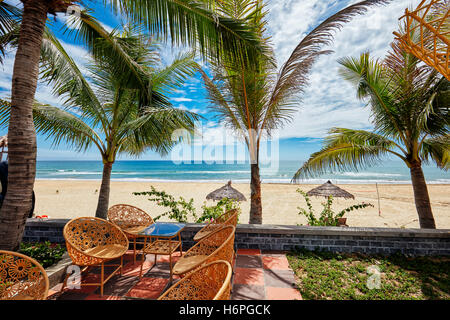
[31,180,450,229]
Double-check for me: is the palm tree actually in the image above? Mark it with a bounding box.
[292,40,449,229]
[0,0,263,250]
[2,24,200,219]
[200,0,391,224]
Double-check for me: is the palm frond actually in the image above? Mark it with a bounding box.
[421,134,450,170]
[0,97,11,128]
[198,67,246,134]
[0,99,104,153]
[292,128,401,182]
[0,0,20,63]
[269,0,392,133]
[62,11,152,99]
[151,52,200,96]
[116,105,199,156]
[33,103,105,153]
[106,0,266,65]
[338,52,408,142]
[39,27,107,131]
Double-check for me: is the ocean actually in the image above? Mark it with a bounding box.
[35,160,450,184]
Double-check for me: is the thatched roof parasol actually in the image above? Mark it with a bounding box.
[206,181,247,202]
[306,180,355,199]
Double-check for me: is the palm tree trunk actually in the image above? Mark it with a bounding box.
[410,163,436,229]
[0,0,49,250]
[95,162,113,219]
[249,163,262,224]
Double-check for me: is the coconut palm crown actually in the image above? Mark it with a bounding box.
[200,0,392,224]
[0,0,265,251]
[292,37,449,229]
[0,23,200,219]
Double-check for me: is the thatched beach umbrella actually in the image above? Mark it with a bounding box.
[306,180,354,199]
[206,181,247,202]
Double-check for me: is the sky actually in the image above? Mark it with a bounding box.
[0,0,423,162]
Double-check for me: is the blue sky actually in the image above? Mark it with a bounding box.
[0,0,422,162]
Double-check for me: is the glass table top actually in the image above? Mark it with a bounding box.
[138,222,185,237]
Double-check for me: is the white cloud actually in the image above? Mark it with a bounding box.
[265,0,422,139]
[0,40,91,108]
[1,0,425,146]
[172,97,193,102]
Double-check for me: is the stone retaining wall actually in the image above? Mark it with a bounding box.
[23,219,450,256]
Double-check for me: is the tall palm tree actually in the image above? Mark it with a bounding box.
[200,0,391,224]
[0,0,263,250]
[1,24,200,220]
[292,40,449,229]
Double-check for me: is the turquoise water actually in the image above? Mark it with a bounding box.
[36,160,450,184]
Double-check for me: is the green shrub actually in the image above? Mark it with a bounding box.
[296,189,373,226]
[19,241,66,268]
[134,186,240,223]
[133,186,197,222]
[198,197,240,223]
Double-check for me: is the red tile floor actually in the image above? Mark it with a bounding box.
[47,248,302,300]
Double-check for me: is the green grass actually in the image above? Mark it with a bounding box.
[19,241,66,269]
[286,249,450,300]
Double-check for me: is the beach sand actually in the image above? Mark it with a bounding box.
[32,180,450,229]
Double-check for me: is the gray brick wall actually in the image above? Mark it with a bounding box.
[23,219,450,256]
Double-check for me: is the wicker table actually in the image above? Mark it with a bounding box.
[137,222,185,283]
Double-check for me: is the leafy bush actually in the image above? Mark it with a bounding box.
[199,197,240,223]
[133,186,197,222]
[134,186,240,223]
[19,241,66,268]
[296,189,373,226]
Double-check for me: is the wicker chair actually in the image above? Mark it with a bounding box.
[193,209,238,242]
[62,217,129,296]
[158,260,232,300]
[172,225,235,276]
[107,204,154,262]
[0,250,49,300]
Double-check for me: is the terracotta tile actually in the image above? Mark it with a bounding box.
[94,275,140,296]
[231,284,265,300]
[49,283,63,293]
[142,262,171,278]
[126,277,168,299]
[122,261,153,277]
[133,277,169,290]
[261,250,288,256]
[237,249,261,255]
[262,256,291,270]
[126,288,162,300]
[264,269,296,288]
[63,273,99,294]
[154,252,182,264]
[233,268,264,286]
[265,287,302,300]
[235,255,262,268]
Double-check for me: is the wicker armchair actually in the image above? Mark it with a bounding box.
[62,217,129,296]
[193,209,238,242]
[0,250,49,300]
[107,204,154,262]
[172,225,235,276]
[158,260,232,300]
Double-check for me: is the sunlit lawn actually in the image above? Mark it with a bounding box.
[287,249,450,300]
